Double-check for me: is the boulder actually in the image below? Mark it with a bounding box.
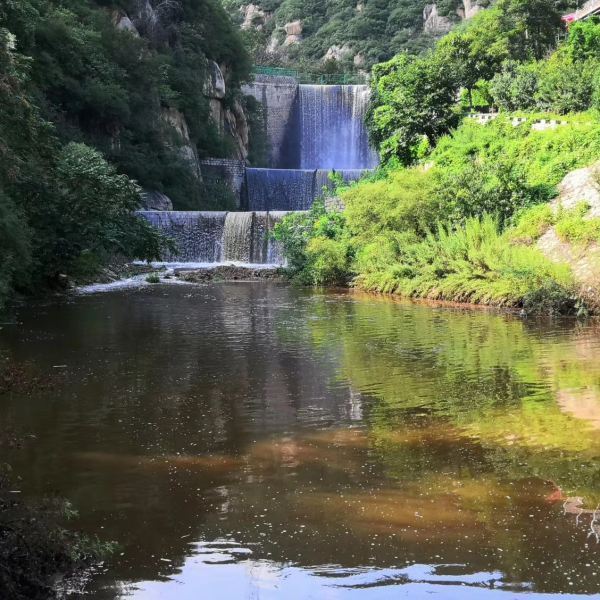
[537,162,600,308]
[140,191,173,211]
[283,20,302,45]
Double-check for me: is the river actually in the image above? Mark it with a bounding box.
[2,282,600,598]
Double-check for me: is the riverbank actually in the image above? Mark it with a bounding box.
[0,429,112,599]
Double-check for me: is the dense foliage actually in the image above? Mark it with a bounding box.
[275,0,600,313]
[276,112,600,312]
[226,0,487,71]
[0,0,253,307]
[1,0,251,209]
[368,0,580,166]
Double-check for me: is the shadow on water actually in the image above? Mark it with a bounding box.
[2,284,600,598]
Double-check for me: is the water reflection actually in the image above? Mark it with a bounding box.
[2,284,600,597]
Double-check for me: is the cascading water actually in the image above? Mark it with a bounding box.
[138,82,377,266]
[245,169,316,211]
[222,212,253,262]
[298,85,378,170]
[139,211,226,262]
[138,211,289,265]
[245,168,371,211]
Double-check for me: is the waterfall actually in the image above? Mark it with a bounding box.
[135,84,378,266]
[245,168,316,211]
[139,210,290,265]
[223,212,253,262]
[298,85,378,170]
[139,211,226,262]
[245,168,370,211]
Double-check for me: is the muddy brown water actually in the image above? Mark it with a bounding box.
[2,282,600,599]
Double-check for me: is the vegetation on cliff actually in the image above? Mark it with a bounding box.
[0,0,253,308]
[275,4,600,314]
[226,0,488,71]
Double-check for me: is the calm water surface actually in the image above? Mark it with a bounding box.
[2,283,600,599]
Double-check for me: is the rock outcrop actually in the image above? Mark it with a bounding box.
[241,4,271,30]
[112,12,140,36]
[140,191,173,211]
[460,0,483,19]
[423,4,455,34]
[161,107,202,179]
[283,20,302,46]
[323,44,353,62]
[537,162,600,308]
[203,61,250,161]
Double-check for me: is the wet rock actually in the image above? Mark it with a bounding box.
[176,265,284,283]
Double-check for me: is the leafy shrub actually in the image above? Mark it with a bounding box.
[508,203,555,243]
[272,199,352,285]
[536,52,597,114]
[0,466,115,600]
[369,53,459,165]
[341,167,442,242]
[490,60,541,111]
[43,142,165,280]
[305,236,352,285]
[522,280,577,316]
[0,190,31,307]
[146,273,161,284]
[554,201,600,245]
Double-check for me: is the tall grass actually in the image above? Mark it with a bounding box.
[355,215,574,307]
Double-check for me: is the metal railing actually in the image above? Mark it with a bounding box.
[252,65,368,85]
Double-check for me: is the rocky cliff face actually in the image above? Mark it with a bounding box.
[112,6,252,170]
[203,61,250,162]
[236,0,485,68]
[423,4,455,34]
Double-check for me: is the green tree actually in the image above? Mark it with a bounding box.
[40,142,164,277]
[490,60,540,110]
[565,18,600,61]
[368,53,459,165]
[536,51,596,113]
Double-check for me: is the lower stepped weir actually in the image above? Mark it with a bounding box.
[139,211,289,265]
[139,81,378,268]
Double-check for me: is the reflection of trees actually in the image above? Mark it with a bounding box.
[302,294,600,499]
